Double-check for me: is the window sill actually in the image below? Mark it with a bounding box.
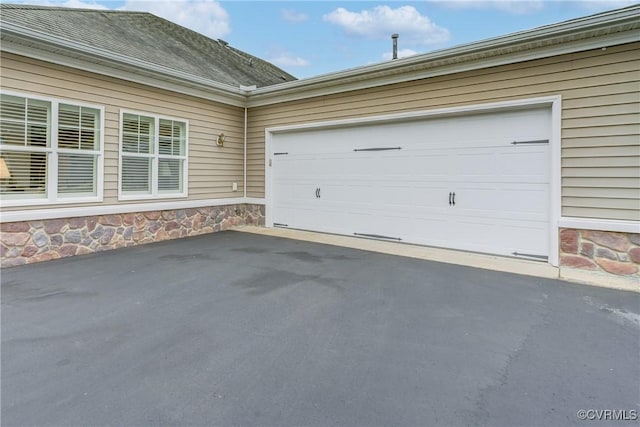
[118,192,188,202]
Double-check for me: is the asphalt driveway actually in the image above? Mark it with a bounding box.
[2,231,639,426]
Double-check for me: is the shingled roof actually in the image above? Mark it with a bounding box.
[0,4,297,88]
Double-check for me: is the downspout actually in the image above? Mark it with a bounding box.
[239,84,255,200]
[243,106,247,198]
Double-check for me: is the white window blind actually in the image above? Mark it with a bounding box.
[158,158,182,192]
[57,154,96,194]
[120,112,186,198]
[57,104,100,195]
[0,151,47,197]
[122,157,151,193]
[0,95,50,198]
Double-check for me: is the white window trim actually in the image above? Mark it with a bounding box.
[0,90,105,207]
[118,109,189,201]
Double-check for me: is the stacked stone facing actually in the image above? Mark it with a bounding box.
[4,217,639,281]
[560,229,640,277]
[1,204,264,267]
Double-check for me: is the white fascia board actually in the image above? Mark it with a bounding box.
[0,198,266,223]
[1,25,248,108]
[247,12,640,107]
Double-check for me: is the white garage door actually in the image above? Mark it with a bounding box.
[270,108,551,260]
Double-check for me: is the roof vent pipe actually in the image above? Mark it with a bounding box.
[391,33,399,60]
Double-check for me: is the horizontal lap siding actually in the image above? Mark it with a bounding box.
[0,52,244,211]
[248,42,640,221]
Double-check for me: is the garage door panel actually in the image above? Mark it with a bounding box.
[271,107,551,259]
[454,183,548,219]
[499,149,549,175]
[451,149,548,182]
[396,152,451,177]
[444,217,547,257]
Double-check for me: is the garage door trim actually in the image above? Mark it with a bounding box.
[265,96,562,266]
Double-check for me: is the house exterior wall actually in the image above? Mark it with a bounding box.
[247,42,639,281]
[0,52,246,207]
[0,52,257,266]
[247,42,640,223]
[1,43,638,283]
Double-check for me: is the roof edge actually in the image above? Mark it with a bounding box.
[0,20,250,106]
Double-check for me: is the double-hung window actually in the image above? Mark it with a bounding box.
[0,92,103,206]
[119,111,187,199]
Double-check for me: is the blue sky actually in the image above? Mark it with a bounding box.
[5,0,638,78]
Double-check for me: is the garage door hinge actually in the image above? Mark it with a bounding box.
[354,147,402,152]
[512,252,548,261]
[354,232,402,241]
[273,223,288,227]
[511,139,549,145]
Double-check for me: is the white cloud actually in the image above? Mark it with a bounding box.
[121,0,230,40]
[267,51,310,68]
[281,8,309,23]
[323,5,450,45]
[61,0,107,8]
[382,48,419,60]
[577,0,638,11]
[440,1,545,15]
[8,0,107,9]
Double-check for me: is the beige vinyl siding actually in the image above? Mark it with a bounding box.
[248,42,640,221]
[1,52,244,211]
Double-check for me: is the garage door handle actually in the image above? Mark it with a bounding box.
[452,192,455,206]
[449,192,452,206]
[315,188,321,198]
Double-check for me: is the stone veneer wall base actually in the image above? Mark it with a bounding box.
[558,228,639,292]
[1,204,264,267]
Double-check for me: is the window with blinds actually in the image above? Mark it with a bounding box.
[57,104,100,195]
[0,93,102,204]
[0,95,50,198]
[120,112,187,198]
